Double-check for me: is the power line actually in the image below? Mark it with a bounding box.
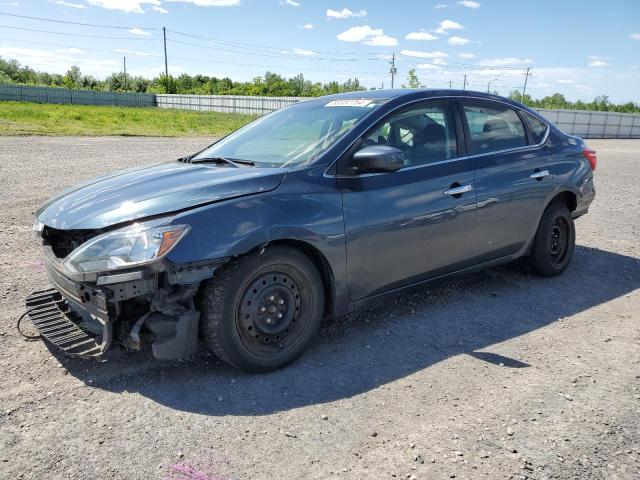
[0,36,162,57]
[166,37,379,63]
[168,54,382,76]
[0,11,159,30]
[0,24,156,40]
[165,28,368,56]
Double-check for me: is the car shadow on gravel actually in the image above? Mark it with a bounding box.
[51,245,640,416]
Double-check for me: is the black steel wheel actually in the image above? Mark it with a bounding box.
[523,201,575,277]
[199,246,324,372]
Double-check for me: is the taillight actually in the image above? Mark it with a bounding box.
[582,148,597,171]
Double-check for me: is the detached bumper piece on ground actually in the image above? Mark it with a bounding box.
[25,288,109,358]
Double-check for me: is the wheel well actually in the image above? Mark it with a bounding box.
[550,191,577,212]
[263,239,335,320]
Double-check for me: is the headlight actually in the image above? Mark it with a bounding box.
[63,221,190,274]
[33,219,44,242]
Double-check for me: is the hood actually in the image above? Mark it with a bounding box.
[37,162,286,230]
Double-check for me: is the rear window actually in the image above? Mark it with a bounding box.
[521,111,549,144]
[462,102,527,155]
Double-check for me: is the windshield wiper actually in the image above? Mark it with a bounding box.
[190,156,255,167]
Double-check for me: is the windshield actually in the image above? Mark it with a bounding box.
[193,98,386,168]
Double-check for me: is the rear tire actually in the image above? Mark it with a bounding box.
[199,246,324,373]
[523,201,575,277]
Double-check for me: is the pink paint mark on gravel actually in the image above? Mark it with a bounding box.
[29,259,45,272]
[166,462,229,480]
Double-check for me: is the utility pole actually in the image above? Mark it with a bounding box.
[163,26,169,93]
[522,67,532,97]
[463,74,467,90]
[449,80,452,89]
[123,56,127,92]
[389,53,397,89]
[381,82,384,90]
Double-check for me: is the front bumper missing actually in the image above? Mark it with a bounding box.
[25,289,112,358]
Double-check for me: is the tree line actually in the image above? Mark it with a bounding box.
[0,56,366,97]
[1,56,639,113]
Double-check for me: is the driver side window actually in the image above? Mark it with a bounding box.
[362,102,457,167]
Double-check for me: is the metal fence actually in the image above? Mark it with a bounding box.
[156,94,640,139]
[156,94,303,115]
[2,84,639,138]
[0,83,156,107]
[536,108,640,139]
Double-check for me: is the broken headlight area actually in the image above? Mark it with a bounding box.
[62,222,190,275]
[27,219,222,361]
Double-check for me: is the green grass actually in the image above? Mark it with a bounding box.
[0,101,258,137]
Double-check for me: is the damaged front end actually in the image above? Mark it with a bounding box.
[26,219,220,361]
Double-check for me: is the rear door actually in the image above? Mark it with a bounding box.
[339,100,478,301]
[458,99,554,261]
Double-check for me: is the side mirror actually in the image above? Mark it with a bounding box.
[352,145,405,173]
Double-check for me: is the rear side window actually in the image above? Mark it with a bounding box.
[521,111,548,144]
[462,102,527,155]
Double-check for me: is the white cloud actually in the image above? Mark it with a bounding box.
[87,0,160,13]
[457,0,480,8]
[630,33,640,40]
[364,34,398,46]
[435,3,447,8]
[166,0,240,7]
[337,25,382,42]
[434,19,463,35]
[93,0,237,12]
[128,27,152,36]
[478,57,532,66]
[279,0,300,6]
[458,52,475,59]
[113,48,161,57]
[51,0,87,8]
[588,60,608,68]
[326,8,367,19]
[417,63,440,70]
[337,25,396,47]
[448,36,469,45]
[299,23,314,29]
[405,30,438,41]
[587,55,609,68]
[56,47,86,54]
[558,79,575,84]
[0,46,119,76]
[401,50,448,58]
[292,48,316,56]
[152,5,168,12]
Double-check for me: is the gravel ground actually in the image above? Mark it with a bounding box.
[0,136,638,480]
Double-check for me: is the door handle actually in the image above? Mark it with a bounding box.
[530,169,549,180]
[444,184,473,196]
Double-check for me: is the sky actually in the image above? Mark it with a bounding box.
[0,0,639,102]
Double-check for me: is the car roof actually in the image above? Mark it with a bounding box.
[316,88,526,110]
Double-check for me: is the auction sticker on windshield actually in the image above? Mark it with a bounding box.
[325,99,373,107]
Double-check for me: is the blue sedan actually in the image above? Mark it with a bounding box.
[28,89,596,372]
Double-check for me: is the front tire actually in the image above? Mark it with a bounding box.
[199,246,324,372]
[523,201,575,277]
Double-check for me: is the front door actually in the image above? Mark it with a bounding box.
[339,100,477,301]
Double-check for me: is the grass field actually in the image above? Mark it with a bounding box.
[0,101,257,136]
